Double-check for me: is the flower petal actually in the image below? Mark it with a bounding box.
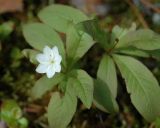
[46,66,56,78]
[43,46,53,57]
[36,54,49,63]
[52,46,59,55]
[55,64,61,72]
[36,64,48,73]
[55,54,62,64]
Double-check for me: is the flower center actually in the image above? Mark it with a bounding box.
[50,59,55,64]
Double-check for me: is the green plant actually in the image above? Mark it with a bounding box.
[78,20,160,121]
[0,100,28,128]
[23,4,94,128]
[22,4,160,128]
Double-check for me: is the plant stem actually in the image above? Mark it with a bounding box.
[107,39,119,54]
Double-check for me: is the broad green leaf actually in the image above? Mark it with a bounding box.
[38,4,88,33]
[22,49,40,64]
[48,84,77,128]
[113,54,160,121]
[66,26,94,66]
[115,47,149,58]
[31,73,64,99]
[116,29,160,50]
[94,79,119,113]
[76,19,110,48]
[97,55,117,98]
[69,69,94,108]
[23,23,66,65]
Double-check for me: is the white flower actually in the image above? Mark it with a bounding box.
[36,46,62,78]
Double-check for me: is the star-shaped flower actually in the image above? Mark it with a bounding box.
[36,46,62,78]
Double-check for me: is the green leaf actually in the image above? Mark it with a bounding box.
[31,73,64,99]
[38,4,88,33]
[116,29,160,50]
[48,84,77,128]
[113,54,160,121]
[22,49,40,64]
[76,19,110,48]
[23,23,66,65]
[97,55,117,98]
[69,69,94,108]
[93,79,119,113]
[115,47,149,58]
[66,26,94,66]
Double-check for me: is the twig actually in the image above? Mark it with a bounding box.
[107,39,119,54]
[141,0,160,13]
[25,104,44,113]
[98,114,105,128]
[125,0,149,28]
[80,120,87,128]
[149,122,155,128]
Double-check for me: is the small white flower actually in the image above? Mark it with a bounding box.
[36,46,62,78]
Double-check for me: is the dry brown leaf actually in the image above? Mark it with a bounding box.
[0,0,23,14]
